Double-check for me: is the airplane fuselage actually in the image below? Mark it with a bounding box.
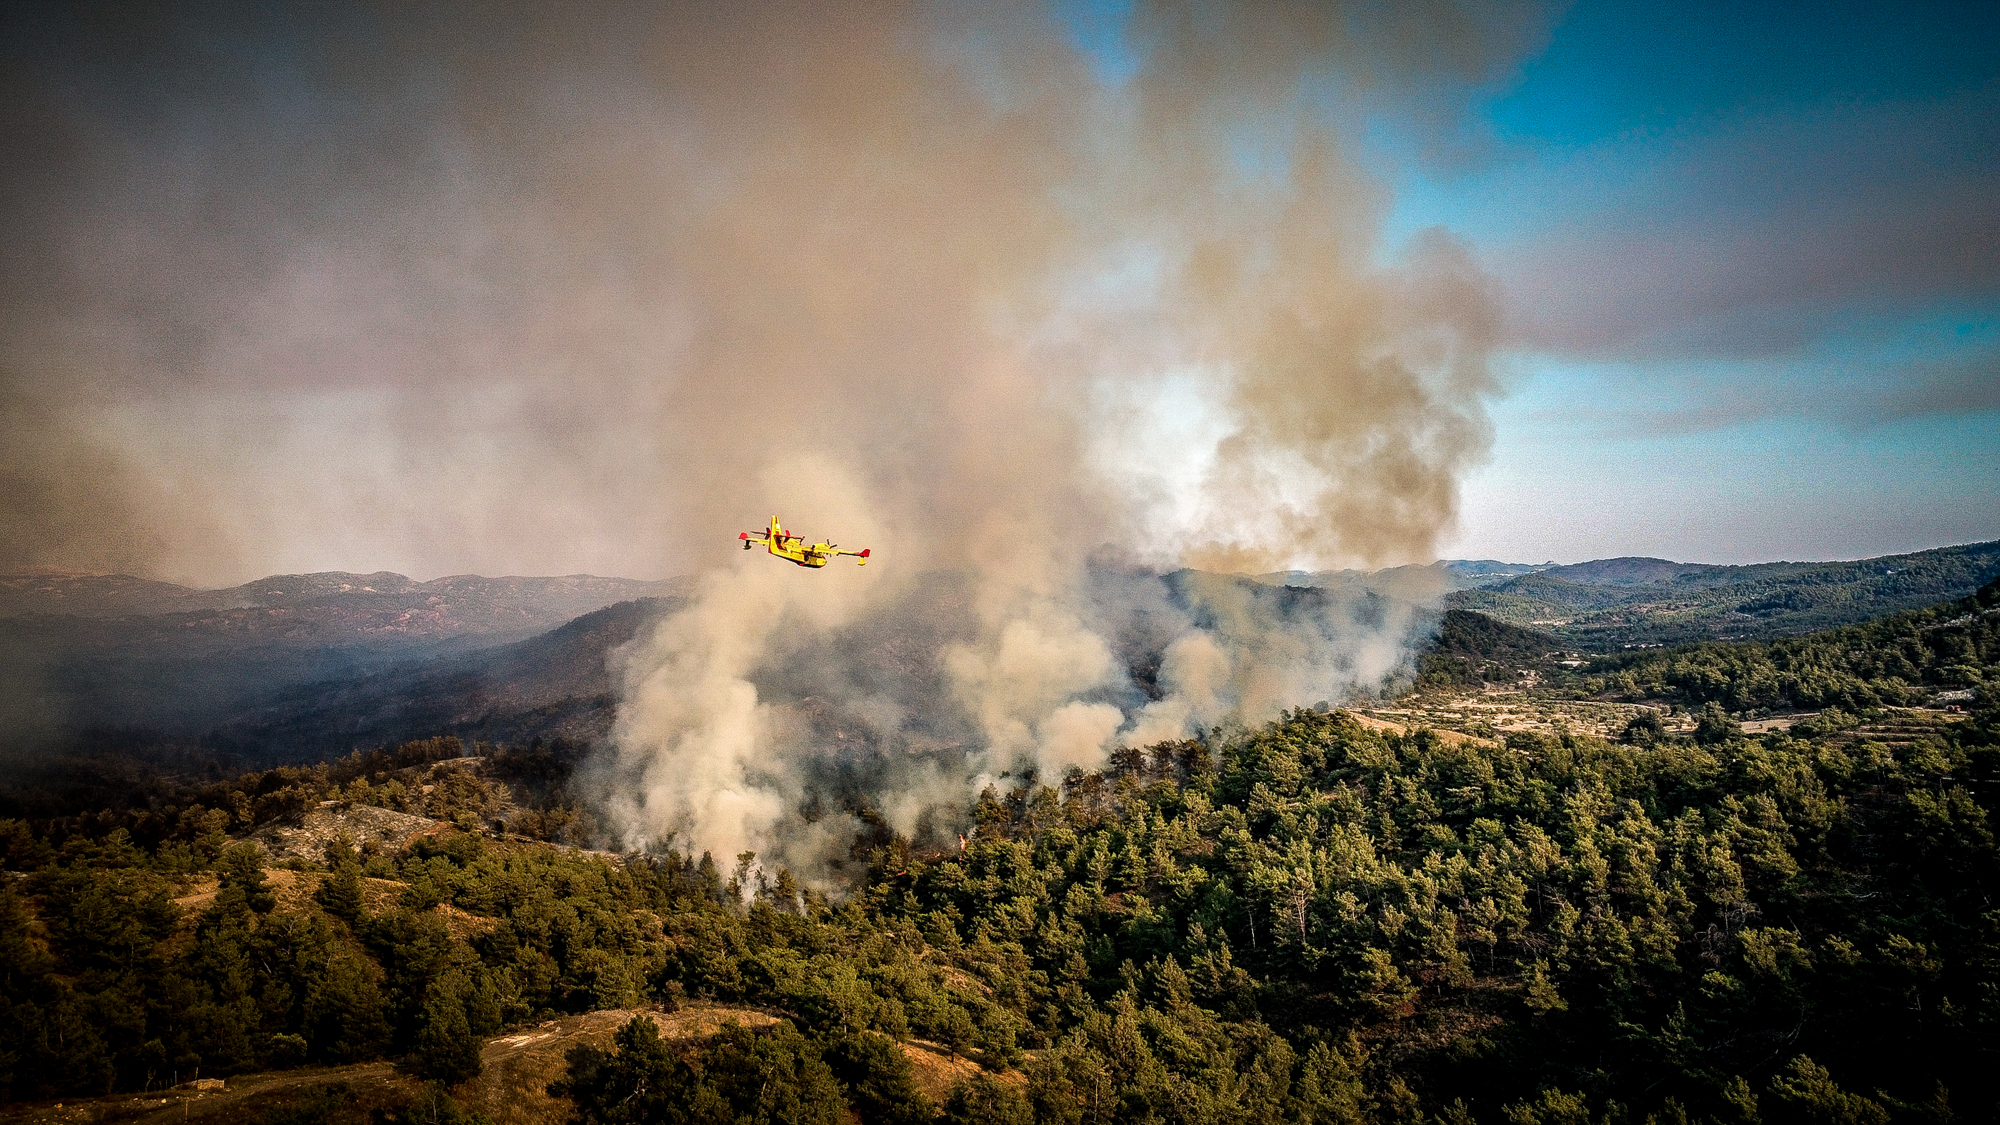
[738,516,868,568]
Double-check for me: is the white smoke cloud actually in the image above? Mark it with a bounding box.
[583,3,1519,878]
[0,1,1529,876]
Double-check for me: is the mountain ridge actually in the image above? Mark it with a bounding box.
[7,538,1997,763]
[0,569,687,622]
[0,572,693,749]
[1443,538,2000,647]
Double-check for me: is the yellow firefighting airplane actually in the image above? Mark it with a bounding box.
[738,516,870,568]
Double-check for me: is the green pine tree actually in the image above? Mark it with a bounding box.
[411,987,482,1084]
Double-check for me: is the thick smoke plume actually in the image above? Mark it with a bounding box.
[1,2,1534,874]
[577,3,1514,876]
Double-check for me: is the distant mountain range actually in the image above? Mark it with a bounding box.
[0,571,687,749]
[200,596,684,760]
[1259,558,1552,598]
[0,570,685,627]
[5,539,1996,771]
[1439,539,2000,649]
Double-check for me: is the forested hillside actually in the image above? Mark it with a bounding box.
[1412,610,1569,690]
[1447,539,2000,648]
[5,578,1998,1123]
[1585,575,1999,713]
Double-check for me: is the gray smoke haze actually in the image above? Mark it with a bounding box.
[0,2,1538,873]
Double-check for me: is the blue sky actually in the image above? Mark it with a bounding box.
[1069,0,2000,564]
[1407,0,1999,562]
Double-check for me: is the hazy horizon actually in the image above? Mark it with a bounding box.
[14,532,2000,591]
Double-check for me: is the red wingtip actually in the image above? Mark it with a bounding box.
[859,549,870,557]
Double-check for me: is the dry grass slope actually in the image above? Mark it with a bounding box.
[0,1006,780,1125]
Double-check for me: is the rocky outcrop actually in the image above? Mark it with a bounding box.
[240,800,449,864]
